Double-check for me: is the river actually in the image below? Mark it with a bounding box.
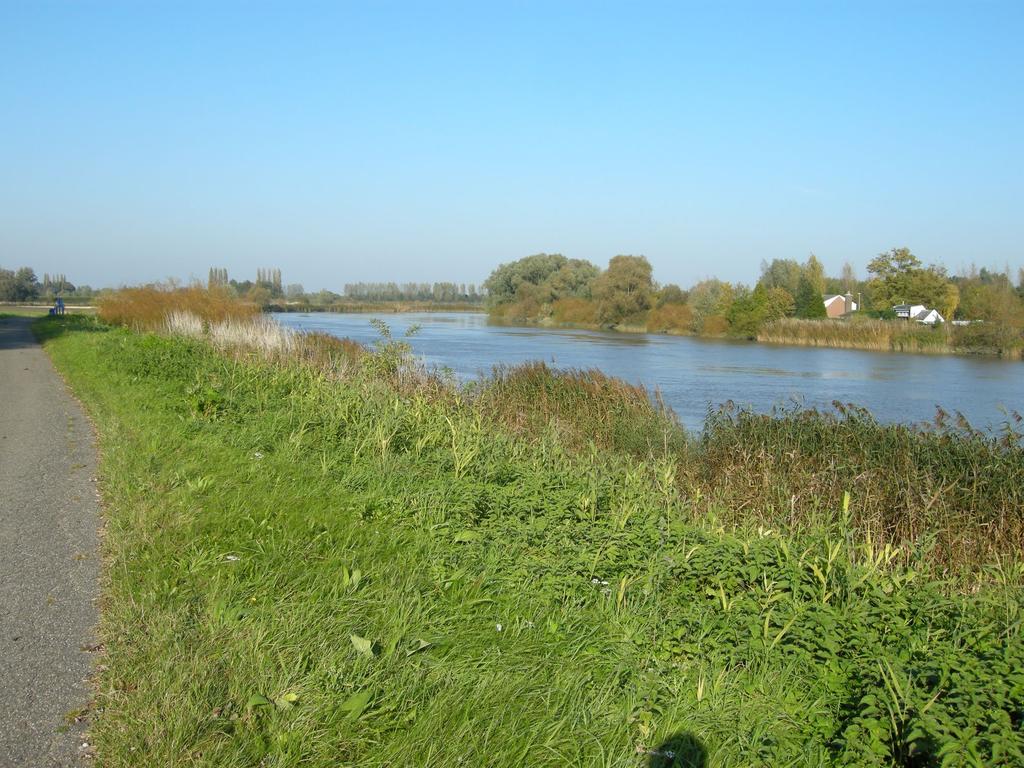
[274,312,1022,434]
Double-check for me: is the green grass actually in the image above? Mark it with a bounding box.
[36,315,1024,767]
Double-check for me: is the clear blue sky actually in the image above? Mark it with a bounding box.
[2,1,1021,291]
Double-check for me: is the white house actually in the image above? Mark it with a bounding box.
[893,304,944,324]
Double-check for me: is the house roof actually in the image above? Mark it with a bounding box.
[823,294,856,306]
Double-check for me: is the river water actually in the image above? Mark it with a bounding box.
[274,312,1022,433]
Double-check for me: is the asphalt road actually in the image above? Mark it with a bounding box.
[0,317,100,767]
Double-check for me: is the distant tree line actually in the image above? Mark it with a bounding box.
[202,268,483,307]
[482,250,1024,347]
[6,255,1021,351]
[343,282,481,303]
[0,266,97,302]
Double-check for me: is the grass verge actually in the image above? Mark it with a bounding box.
[36,314,1024,767]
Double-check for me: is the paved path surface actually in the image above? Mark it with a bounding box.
[0,317,100,767]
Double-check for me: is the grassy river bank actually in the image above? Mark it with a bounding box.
[36,306,1024,766]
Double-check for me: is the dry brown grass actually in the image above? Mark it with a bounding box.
[550,297,599,325]
[163,310,366,374]
[99,286,259,330]
[758,317,951,352]
[102,285,367,375]
[646,303,693,333]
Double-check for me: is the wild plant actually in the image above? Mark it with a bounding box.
[37,316,1024,766]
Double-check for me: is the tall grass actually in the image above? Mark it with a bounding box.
[952,321,1024,359]
[98,288,1024,571]
[37,314,1024,766]
[99,285,259,330]
[474,361,685,457]
[758,317,953,352]
[760,317,1024,358]
[469,367,1024,571]
[107,289,364,373]
[696,402,1024,569]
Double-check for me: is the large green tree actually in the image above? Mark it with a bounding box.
[728,284,794,336]
[957,268,1023,326]
[592,255,654,325]
[542,259,600,302]
[794,277,827,318]
[686,278,735,333]
[483,253,569,307]
[867,247,958,317]
[656,283,687,306]
[0,266,41,301]
[759,259,803,298]
[793,254,827,318]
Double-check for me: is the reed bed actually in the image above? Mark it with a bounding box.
[695,402,1024,569]
[758,317,952,352]
[952,321,1024,359]
[474,361,684,456]
[99,285,258,330]
[102,289,364,373]
[207,315,296,355]
[164,310,299,357]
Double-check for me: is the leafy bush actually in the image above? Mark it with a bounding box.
[550,297,599,325]
[646,303,693,334]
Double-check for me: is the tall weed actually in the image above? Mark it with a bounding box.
[696,401,1024,568]
[39,316,1024,766]
[473,361,685,458]
[99,285,259,329]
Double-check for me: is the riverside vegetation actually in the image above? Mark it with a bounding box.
[483,251,1024,359]
[32,287,1024,766]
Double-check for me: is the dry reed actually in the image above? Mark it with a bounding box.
[758,318,950,353]
[99,286,259,330]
